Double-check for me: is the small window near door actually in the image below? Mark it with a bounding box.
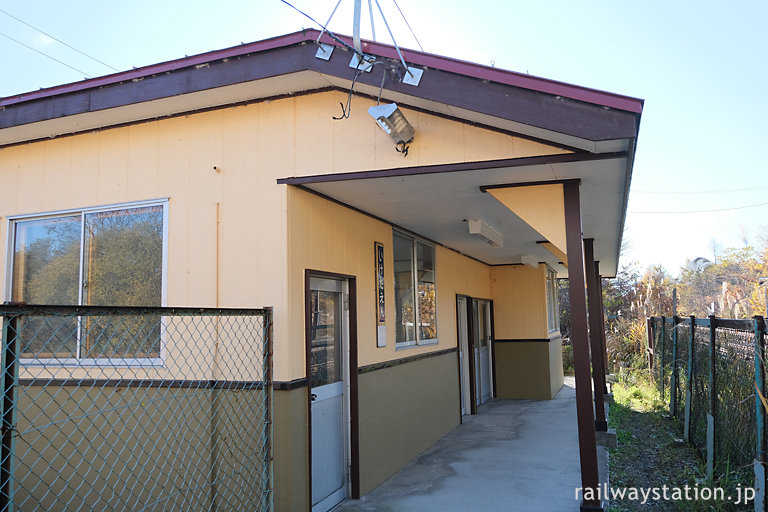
[393,231,437,347]
[546,267,559,333]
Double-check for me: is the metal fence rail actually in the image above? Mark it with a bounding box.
[649,315,764,508]
[0,305,272,512]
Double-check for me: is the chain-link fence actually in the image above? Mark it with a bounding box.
[673,321,689,421]
[649,316,762,489]
[652,317,675,405]
[0,305,272,512]
[688,323,709,455]
[715,326,757,476]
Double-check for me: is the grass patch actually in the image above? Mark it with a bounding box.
[562,343,574,376]
[608,371,751,511]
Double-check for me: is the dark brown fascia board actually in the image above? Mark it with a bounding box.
[277,152,625,186]
[1,36,640,143]
[2,30,643,114]
[313,44,639,142]
[0,43,314,131]
[479,177,582,193]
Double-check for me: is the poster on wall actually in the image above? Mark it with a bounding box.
[375,242,386,347]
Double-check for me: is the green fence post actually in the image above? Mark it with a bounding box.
[684,316,695,441]
[264,307,274,511]
[660,317,666,398]
[707,315,716,480]
[756,316,766,512]
[671,316,679,417]
[0,315,19,512]
[647,317,655,380]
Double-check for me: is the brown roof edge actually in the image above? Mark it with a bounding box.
[1,29,644,114]
[0,30,315,107]
[277,151,627,185]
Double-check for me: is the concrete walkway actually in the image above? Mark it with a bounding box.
[336,377,608,512]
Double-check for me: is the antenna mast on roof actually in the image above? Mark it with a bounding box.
[315,0,414,76]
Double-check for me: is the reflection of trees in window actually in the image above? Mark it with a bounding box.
[11,204,164,360]
[84,207,162,307]
[393,232,437,346]
[82,207,164,358]
[418,283,436,340]
[394,233,415,344]
[309,290,341,387]
[13,216,81,306]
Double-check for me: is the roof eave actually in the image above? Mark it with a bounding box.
[1,29,644,115]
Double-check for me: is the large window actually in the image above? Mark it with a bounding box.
[393,232,437,347]
[546,267,559,333]
[8,202,166,361]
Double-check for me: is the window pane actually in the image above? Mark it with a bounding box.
[82,206,163,358]
[12,216,80,358]
[546,271,558,332]
[417,241,437,341]
[83,206,163,306]
[309,290,343,387]
[393,233,415,344]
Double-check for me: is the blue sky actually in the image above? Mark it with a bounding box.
[2,0,766,275]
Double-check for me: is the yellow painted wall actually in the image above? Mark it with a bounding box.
[289,93,568,178]
[548,336,565,397]
[288,187,491,370]
[435,246,492,347]
[0,88,574,508]
[0,90,566,382]
[487,184,567,254]
[0,105,291,381]
[490,264,549,340]
[490,264,563,400]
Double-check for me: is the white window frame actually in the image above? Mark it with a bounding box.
[393,231,438,349]
[546,266,559,334]
[5,199,169,367]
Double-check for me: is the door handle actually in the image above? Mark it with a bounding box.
[310,393,317,402]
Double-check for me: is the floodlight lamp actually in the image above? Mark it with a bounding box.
[368,103,415,145]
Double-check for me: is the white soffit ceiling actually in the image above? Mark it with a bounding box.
[304,157,628,277]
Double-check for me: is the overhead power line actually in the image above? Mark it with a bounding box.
[631,201,768,214]
[0,31,91,77]
[633,185,768,195]
[279,0,362,56]
[0,8,118,72]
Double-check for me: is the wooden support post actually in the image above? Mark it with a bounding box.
[563,180,602,511]
[584,239,607,432]
[596,269,609,392]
